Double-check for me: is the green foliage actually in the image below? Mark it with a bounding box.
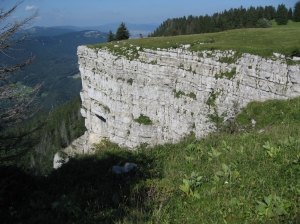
[150,4,279,37]
[94,21,300,60]
[179,171,202,198]
[127,78,133,85]
[288,7,293,21]
[164,27,179,36]
[218,52,242,64]
[235,97,300,129]
[2,96,86,175]
[256,18,272,28]
[206,91,218,106]
[294,1,300,22]
[107,30,115,42]
[207,147,221,160]
[291,49,300,57]
[134,114,153,125]
[263,141,282,158]
[256,194,289,218]
[188,92,197,100]
[93,41,140,61]
[276,4,289,25]
[173,89,185,98]
[115,22,130,40]
[216,67,237,79]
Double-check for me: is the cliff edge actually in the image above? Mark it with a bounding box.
[77,44,300,150]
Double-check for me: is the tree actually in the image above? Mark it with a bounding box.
[107,30,115,42]
[163,27,178,36]
[0,1,41,162]
[294,1,300,22]
[246,6,258,27]
[115,22,130,40]
[275,4,288,25]
[264,6,276,20]
[288,7,293,20]
[256,18,272,28]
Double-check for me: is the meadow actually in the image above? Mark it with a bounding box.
[91,20,300,59]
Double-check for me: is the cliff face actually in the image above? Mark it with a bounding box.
[77,45,300,150]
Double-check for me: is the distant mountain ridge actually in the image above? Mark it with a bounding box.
[18,23,159,38]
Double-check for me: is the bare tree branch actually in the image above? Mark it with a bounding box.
[0,1,41,162]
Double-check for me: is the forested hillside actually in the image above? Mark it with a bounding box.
[150,3,297,36]
[3,96,85,175]
[1,30,108,109]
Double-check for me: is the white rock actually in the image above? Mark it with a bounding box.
[293,56,300,61]
[75,45,300,151]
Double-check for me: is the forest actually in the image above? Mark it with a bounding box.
[150,3,299,36]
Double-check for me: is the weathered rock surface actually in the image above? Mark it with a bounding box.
[76,45,300,151]
[54,44,300,168]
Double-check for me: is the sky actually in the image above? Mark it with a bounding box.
[1,0,297,28]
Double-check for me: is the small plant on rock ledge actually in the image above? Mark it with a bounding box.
[134,114,153,125]
[127,78,133,85]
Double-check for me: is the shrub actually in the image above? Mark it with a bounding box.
[291,49,300,57]
[134,114,153,125]
[256,18,272,28]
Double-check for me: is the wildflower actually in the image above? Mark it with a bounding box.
[224,181,229,184]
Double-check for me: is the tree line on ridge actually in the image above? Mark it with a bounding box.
[150,2,300,37]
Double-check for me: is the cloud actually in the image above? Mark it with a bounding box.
[25,5,38,11]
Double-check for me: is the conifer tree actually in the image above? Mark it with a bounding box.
[294,1,300,22]
[115,22,130,40]
[288,7,293,20]
[275,4,288,25]
[107,30,115,42]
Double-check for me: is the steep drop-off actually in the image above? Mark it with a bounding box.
[77,44,300,150]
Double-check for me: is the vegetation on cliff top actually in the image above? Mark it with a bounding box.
[89,20,300,59]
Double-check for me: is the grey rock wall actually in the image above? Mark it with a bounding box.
[77,45,300,150]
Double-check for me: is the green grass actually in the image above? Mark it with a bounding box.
[89,21,300,59]
[2,97,300,223]
[271,19,300,29]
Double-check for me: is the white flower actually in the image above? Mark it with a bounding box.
[224,181,229,184]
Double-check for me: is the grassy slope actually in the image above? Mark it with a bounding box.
[91,20,300,59]
[2,97,299,223]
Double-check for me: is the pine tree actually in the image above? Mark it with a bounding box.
[288,7,293,20]
[294,1,300,22]
[245,6,258,28]
[264,6,276,20]
[115,22,130,40]
[275,4,288,25]
[107,30,115,42]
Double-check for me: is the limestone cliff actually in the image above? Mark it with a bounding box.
[75,44,300,151]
